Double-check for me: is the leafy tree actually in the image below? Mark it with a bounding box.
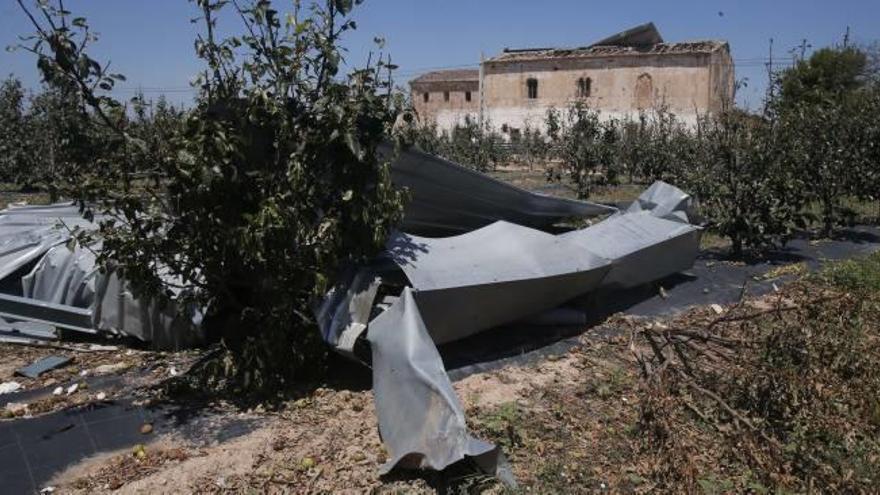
[545,103,619,199]
[777,47,868,109]
[442,116,507,172]
[681,109,809,256]
[0,76,31,184]
[17,0,405,390]
[773,46,878,234]
[510,125,549,171]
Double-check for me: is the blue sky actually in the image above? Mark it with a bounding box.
[2,0,878,110]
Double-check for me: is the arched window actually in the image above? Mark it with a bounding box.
[444,91,450,102]
[423,92,430,103]
[577,77,592,98]
[526,78,539,99]
[635,73,654,109]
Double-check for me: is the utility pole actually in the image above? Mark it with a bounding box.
[764,38,775,116]
[478,51,485,128]
[799,39,810,61]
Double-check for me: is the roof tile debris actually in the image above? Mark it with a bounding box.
[487,40,728,63]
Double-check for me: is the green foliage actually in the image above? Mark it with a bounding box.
[773,46,880,235]
[681,109,810,255]
[442,116,508,172]
[817,251,880,293]
[545,103,620,199]
[17,0,405,390]
[777,46,869,109]
[396,114,508,171]
[509,125,550,171]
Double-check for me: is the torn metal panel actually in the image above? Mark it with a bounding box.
[0,292,96,334]
[0,203,202,349]
[387,221,612,344]
[388,147,615,236]
[22,243,98,308]
[367,287,499,473]
[320,175,702,480]
[0,318,58,340]
[15,355,72,379]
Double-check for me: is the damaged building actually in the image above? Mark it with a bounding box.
[410,22,735,134]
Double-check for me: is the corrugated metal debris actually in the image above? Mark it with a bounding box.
[318,150,702,480]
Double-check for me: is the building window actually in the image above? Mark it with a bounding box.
[465,91,472,102]
[526,78,538,99]
[444,91,450,102]
[635,73,654,109]
[577,77,592,98]
[423,92,429,103]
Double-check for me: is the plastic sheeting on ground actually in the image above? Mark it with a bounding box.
[318,150,702,482]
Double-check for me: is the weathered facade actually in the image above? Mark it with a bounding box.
[409,69,481,132]
[410,23,735,134]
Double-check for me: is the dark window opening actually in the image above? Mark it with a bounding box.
[527,78,538,99]
[444,91,450,102]
[577,77,592,98]
[465,91,472,102]
[423,92,429,103]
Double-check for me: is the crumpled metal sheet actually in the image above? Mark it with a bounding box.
[387,221,612,345]
[319,165,703,481]
[367,287,498,473]
[389,147,615,236]
[0,203,201,349]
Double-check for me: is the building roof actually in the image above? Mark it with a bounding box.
[410,69,479,84]
[409,69,480,92]
[590,22,664,48]
[487,23,726,64]
[487,40,728,64]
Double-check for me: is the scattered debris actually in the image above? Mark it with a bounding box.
[16,355,72,379]
[710,303,724,314]
[141,423,154,435]
[0,381,22,394]
[52,386,63,396]
[6,401,28,416]
[93,362,130,376]
[65,383,79,396]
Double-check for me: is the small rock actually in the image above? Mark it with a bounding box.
[93,362,130,376]
[6,402,28,416]
[300,457,316,470]
[65,383,79,396]
[702,287,710,294]
[140,423,154,435]
[710,304,724,315]
[88,344,119,351]
[169,367,179,377]
[79,370,89,377]
[0,381,22,395]
[52,387,63,396]
[96,392,107,401]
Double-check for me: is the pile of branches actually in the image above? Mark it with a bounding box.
[630,282,880,492]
